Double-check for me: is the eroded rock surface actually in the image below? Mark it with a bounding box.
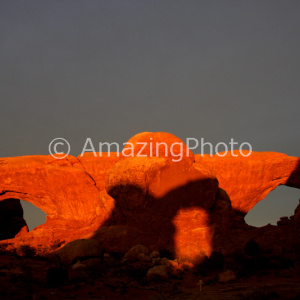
[197,151,300,214]
[0,132,299,263]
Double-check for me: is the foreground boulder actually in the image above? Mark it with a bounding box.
[122,245,149,262]
[218,269,236,283]
[54,239,103,266]
[147,265,168,281]
[72,257,103,271]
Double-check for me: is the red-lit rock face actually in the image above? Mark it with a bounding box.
[0,132,299,262]
[197,151,300,214]
[0,154,117,246]
[121,132,194,164]
[105,132,218,261]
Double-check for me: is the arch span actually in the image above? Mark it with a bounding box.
[0,154,116,246]
[197,152,300,214]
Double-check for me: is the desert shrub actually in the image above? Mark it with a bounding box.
[126,266,147,279]
[125,262,149,282]
[159,249,174,260]
[233,250,248,264]
[35,240,65,256]
[267,255,293,270]
[239,288,280,300]
[228,250,251,275]
[234,254,269,277]
[109,251,124,261]
[0,243,18,256]
[192,255,209,276]
[208,251,224,270]
[38,245,50,254]
[50,239,64,250]
[46,267,68,288]
[0,243,10,255]
[176,256,190,264]
[187,254,208,269]
[18,244,36,258]
[244,240,260,256]
[192,252,224,276]
[228,250,272,277]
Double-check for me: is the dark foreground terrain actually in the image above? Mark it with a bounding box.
[0,246,300,300]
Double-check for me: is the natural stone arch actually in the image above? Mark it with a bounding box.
[0,155,116,247]
[0,132,299,261]
[0,155,111,221]
[197,152,300,215]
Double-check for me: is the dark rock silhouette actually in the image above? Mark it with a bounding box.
[0,198,28,240]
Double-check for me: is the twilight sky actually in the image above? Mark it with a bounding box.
[0,1,299,229]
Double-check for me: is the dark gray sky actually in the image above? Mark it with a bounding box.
[1,1,299,229]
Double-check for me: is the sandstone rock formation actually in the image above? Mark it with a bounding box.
[54,239,104,266]
[198,151,300,214]
[0,154,117,245]
[122,245,149,262]
[0,132,299,263]
[147,265,168,281]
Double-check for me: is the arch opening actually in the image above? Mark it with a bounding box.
[0,198,47,241]
[245,186,300,227]
[20,200,47,231]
